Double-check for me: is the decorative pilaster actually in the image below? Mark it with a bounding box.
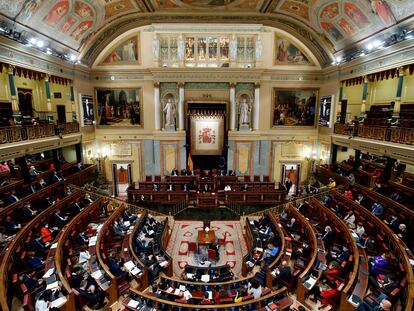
[361,76,368,116]
[7,65,18,111]
[394,67,405,116]
[154,82,161,130]
[178,82,185,130]
[229,83,236,131]
[253,83,260,130]
[45,74,52,111]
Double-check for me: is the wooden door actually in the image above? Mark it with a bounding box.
[17,88,33,116]
[57,105,66,123]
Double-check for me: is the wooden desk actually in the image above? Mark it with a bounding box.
[198,230,215,245]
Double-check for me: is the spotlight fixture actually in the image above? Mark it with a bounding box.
[366,43,373,51]
[36,40,44,48]
[69,54,77,61]
[29,37,37,45]
[335,56,342,63]
[46,48,52,55]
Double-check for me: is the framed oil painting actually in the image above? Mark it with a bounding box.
[100,34,140,65]
[96,88,142,127]
[273,89,318,126]
[274,35,311,65]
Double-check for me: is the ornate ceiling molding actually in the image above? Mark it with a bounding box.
[80,13,332,67]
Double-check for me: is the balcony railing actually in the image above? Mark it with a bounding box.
[0,122,80,145]
[333,123,414,145]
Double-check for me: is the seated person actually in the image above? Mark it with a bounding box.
[35,289,59,311]
[324,261,342,281]
[83,194,93,205]
[3,216,22,234]
[369,253,391,276]
[208,243,220,260]
[287,218,299,230]
[0,226,14,245]
[78,245,91,270]
[171,168,178,176]
[343,210,356,229]
[371,202,384,217]
[22,202,37,220]
[183,183,190,191]
[356,222,365,237]
[152,183,160,191]
[322,226,334,246]
[224,184,232,191]
[306,281,339,309]
[272,260,292,288]
[28,166,40,179]
[109,256,130,281]
[51,211,68,226]
[247,279,262,299]
[8,190,20,203]
[76,280,106,308]
[357,298,392,311]
[26,251,45,270]
[355,193,366,205]
[20,271,45,293]
[52,170,63,183]
[203,184,211,192]
[38,178,47,188]
[327,246,349,263]
[397,223,409,243]
[241,184,249,191]
[328,178,336,189]
[264,243,279,265]
[40,224,57,244]
[166,184,175,191]
[259,224,272,239]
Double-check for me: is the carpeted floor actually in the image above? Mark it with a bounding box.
[166,220,248,276]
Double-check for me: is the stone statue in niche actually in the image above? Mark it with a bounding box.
[238,97,251,130]
[163,97,176,131]
[152,35,160,60]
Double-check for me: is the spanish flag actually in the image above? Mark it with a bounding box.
[187,151,193,171]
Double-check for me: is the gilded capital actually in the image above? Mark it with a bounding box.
[229,82,236,88]
[398,67,405,77]
[154,81,160,88]
[7,64,15,75]
[254,82,260,88]
[178,82,185,88]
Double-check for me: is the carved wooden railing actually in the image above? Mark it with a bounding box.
[0,122,79,145]
[334,123,414,146]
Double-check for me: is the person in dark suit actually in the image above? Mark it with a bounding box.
[171,168,179,176]
[76,280,106,308]
[322,226,334,246]
[71,267,85,288]
[8,191,20,203]
[109,256,130,281]
[272,261,292,288]
[22,203,37,220]
[52,170,63,183]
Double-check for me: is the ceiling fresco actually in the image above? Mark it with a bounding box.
[0,0,413,65]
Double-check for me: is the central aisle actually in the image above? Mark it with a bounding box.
[166,220,248,276]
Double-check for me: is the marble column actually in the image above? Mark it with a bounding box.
[178,82,185,130]
[253,83,260,130]
[229,83,236,131]
[7,65,18,111]
[154,82,161,130]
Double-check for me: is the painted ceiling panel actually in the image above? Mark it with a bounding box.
[0,0,412,62]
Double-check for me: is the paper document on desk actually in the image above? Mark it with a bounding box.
[50,243,58,249]
[174,289,181,295]
[127,299,139,308]
[43,268,55,279]
[179,285,186,291]
[201,274,210,282]
[124,260,135,271]
[131,267,141,275]
[50,297,67,308]
[46,281,59,290]
[91,270,103,279]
